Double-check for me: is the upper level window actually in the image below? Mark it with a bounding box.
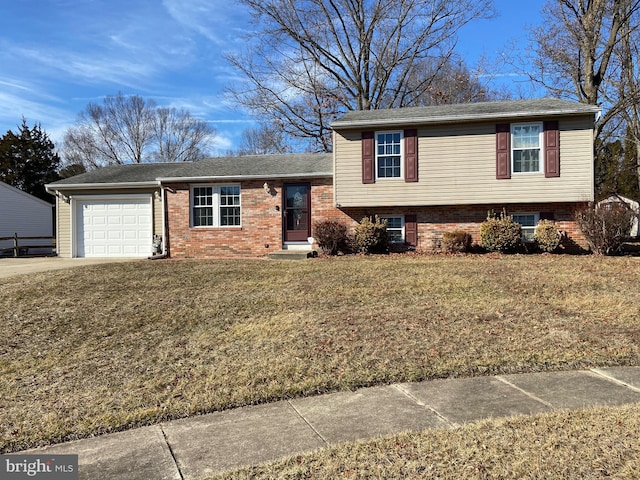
[376,131,402,178]
[512,123,543,173]
[192,185,241,227]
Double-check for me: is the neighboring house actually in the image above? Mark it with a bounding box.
[45,98,599,258]
[597,195,640,238]
[0,181,54,254]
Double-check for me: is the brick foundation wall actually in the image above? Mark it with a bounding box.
[339,203,590,252]
[165,179,589,258]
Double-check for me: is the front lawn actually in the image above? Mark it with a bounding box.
[1,255,639,453]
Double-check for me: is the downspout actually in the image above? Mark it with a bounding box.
[149,184,169,260]
[161,185,167,256]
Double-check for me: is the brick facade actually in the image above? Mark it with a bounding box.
[339,203,589,252]
[165,178,349,258]
[164,177,588,258]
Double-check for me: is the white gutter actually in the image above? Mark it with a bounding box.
[157,172,333,183]
[46,181,161,193]
[44,173,333,193]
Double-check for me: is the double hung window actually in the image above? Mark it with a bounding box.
[192,185,241,227]
[381,216,404,243]
[376,132,402,178]
[511,123,543,173]
[512,213,539,242]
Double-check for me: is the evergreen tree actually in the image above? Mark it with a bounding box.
[618,129,640,202]
[0,118,60,201]
[595,139,622,200]
[595,132,640,202]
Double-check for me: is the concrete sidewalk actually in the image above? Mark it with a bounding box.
[22,367,640,479]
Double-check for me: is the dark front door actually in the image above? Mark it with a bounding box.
[283,183,311,242]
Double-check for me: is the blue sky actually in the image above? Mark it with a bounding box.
[0,0,544,155]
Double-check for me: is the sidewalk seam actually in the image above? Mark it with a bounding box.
[391,384,456,428]
[590,368,640,393]
[159,425,184,480]
[286,401,329,446]
[494,376,555,409]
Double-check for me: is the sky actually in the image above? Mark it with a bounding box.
[0,0,545,156]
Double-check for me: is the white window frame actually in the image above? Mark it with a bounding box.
[511,122,544,174]
[190,184,241,228]
[512,212,539,243]
[375,131,403,179]
[381,215,405,243]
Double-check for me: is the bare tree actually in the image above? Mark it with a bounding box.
[522,0,640,195]
[527,0,640,138]
[227,0,496,152]
[234,123,293,156]
[63,94,155,169]
[151,107,215,163]
[615,1,640,190]
[63,93,216,169]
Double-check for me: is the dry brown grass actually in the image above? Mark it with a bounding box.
[212,403,640,479]
[1,255,639,453]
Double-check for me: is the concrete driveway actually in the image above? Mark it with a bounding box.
[0,257,143,279]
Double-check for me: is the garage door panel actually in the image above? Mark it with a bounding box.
[76,197,152,258]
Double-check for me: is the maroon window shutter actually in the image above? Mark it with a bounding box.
[404,129,418,182]
[544,121,560,177]
[362,131,375,184]
[405,214,417,246]
[540,211,555,221]
[496,124,511,179]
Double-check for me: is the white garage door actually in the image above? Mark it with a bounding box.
[76,197,152,258]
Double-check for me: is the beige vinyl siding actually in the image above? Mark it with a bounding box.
[334,116,594,207]
[56,195,72,257]
[54,188,162,257]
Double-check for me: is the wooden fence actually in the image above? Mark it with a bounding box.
[0,233,56,257]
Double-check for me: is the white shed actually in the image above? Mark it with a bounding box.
[598,194,640,238]
[0,181,54,254]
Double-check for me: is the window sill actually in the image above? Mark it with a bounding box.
[191,226,243,230]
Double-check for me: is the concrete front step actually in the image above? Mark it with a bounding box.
[267,250,317,260]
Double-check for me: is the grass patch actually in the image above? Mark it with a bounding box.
[210,403,640,479]
[1,255,639,452]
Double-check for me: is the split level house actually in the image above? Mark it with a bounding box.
[45,98,600,258]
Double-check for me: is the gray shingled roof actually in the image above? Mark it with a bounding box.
[48,153,333,187]
[331,98,601,129]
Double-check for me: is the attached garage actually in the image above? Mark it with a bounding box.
[73,195,153,258]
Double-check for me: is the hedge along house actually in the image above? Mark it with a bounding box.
[46,98,600,258]
[46,154,347,258]
[331,98,600,250]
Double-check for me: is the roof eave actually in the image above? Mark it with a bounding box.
[158,172,333,183]
[45,181,161,193]
[331,108,601,129]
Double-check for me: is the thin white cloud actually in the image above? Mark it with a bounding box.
[0,91,74,142]
[162,0,252,45]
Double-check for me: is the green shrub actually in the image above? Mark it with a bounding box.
[314,220,349,255]
[534,220,562,253]
[479,210,522,253]
[441,230,472,253]
[575,202,635,255]
[354,216,389,254]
